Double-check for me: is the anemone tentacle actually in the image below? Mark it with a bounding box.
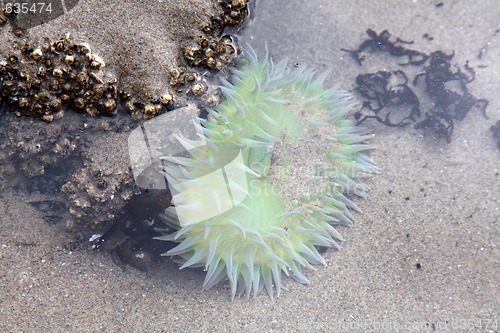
[157,46,378,300]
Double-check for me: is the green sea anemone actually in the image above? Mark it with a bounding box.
[156,47,378,300]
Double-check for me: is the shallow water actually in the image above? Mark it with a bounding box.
[1,1,499,332]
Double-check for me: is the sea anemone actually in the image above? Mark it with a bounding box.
[156,46,378,300]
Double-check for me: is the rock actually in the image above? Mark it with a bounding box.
[0,0,248,119]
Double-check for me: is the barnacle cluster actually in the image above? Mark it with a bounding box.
[0,34,119,122]
[0,34,180,121]
[182,34,239,71]
[61,163,136,231]
[168,65,197,88]
[180,0,247,70]
[0,108,143,238]
[173,0,248,99]
[120,91,175,120]
[175,33,238,101]
[215,0,249,27]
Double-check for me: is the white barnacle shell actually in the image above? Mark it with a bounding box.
[90,54,105,69]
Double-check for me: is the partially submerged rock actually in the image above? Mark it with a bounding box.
[0,0,248,120]
[0,1,250,247]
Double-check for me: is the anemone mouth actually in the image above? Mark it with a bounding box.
[157,46,378,300]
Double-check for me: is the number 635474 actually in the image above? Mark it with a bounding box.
[4,2,54,15]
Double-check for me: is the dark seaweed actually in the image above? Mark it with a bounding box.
[413,51,488,121]
[354,70,420,127]
[341,29,428,66]
[414,111,454,142]
[491,121,500,149]
[344,29,490,143]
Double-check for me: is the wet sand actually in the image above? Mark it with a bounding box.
[1,1,498,332]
